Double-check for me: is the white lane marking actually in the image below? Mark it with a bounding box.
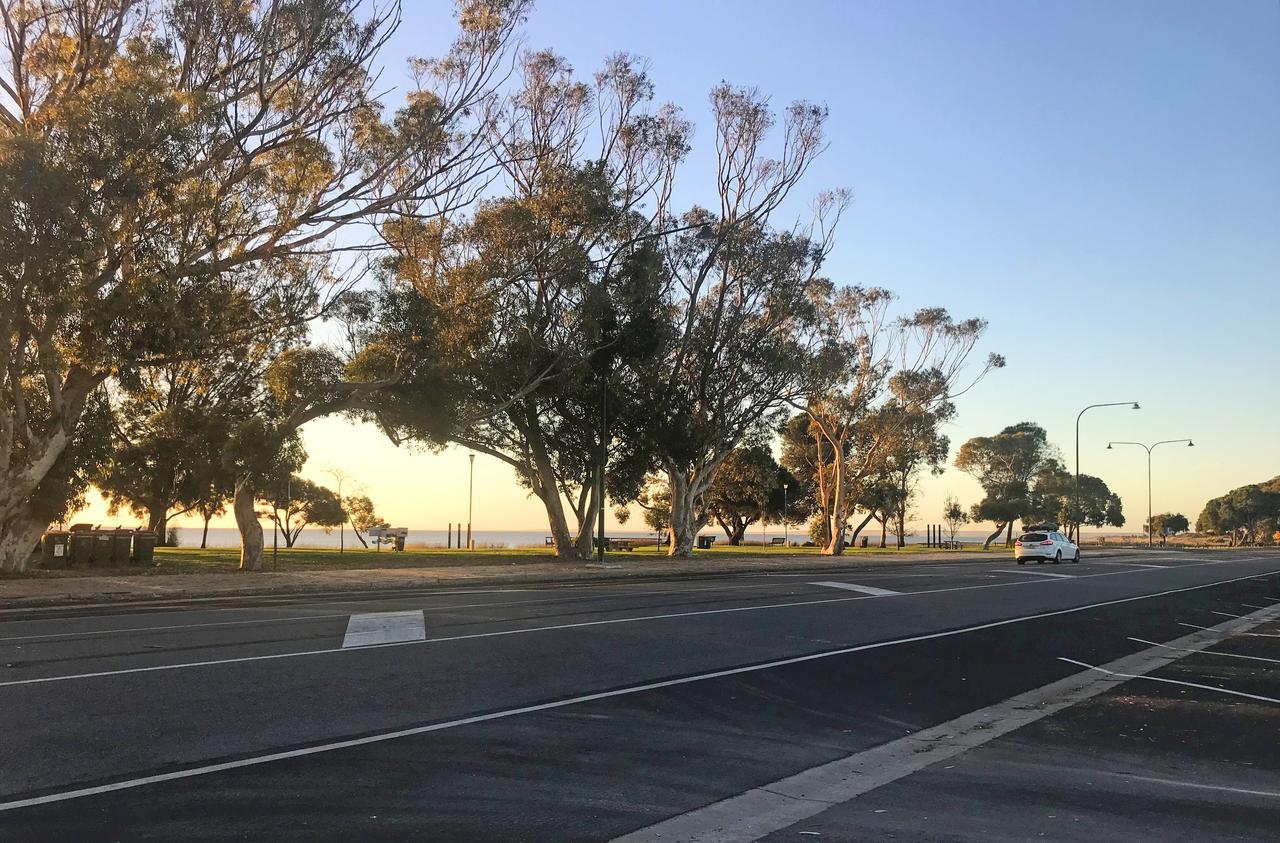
[2,564,1276,689]
[1178,622,1280,638]
[1058,657,1280,705]
[0,578,1276,813]
[1094,562,1168,569]
[1242,603,1277,610]
[808,582,901,596]
[1128,637,1280,666]
[0,614,351,645]
[993,569,1074,579]
[1212,611,1245,618]
[341,611,425,648]
[1098,771,1280,799]
[613,606,1280,842]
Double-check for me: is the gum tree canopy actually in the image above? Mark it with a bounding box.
[0,0,527,570]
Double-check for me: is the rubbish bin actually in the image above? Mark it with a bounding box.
[696,535,714,550]
[90,531,115,566]
[394,535,406,552]
[860,536,868,548]
[133,530,157,564]
[41,531,70,569]
[110,531,133,565]
[70,531,94,566]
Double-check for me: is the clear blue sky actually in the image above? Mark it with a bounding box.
[83,1,1280,534]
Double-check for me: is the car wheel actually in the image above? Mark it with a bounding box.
[1016,559,1025,565]
[1073,550,1081,563]
[1053,551,1062,565]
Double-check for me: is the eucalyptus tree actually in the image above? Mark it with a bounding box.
[802,291,1000,555]
[0,0,526,570]
[634,85,839,557]
[372,50,689,559]
[703,445,796,545]
[955,422,1058,549]
[1025,462,1124,538]
[262,475,345,548]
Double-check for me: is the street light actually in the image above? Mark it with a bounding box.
[1106,439,1194,546]
[1074,402,1140,541]
[783,483,789,547]
[467,453,475,551]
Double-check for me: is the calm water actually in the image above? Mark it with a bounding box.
[170,526,1078,549]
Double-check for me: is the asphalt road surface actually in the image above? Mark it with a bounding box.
[1,549,1278,841]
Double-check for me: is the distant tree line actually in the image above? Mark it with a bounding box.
[1,0,1011,572]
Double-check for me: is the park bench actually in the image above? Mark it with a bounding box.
[770,536,786,546]
[606,538,649,552]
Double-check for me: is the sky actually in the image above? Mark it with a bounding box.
[76,0,1280,536]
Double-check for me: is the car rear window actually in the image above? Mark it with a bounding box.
[1020,533,1048,542]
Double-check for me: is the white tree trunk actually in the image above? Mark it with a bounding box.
[234,477,265,571]
[667,470,700,557]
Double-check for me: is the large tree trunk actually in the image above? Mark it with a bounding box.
[822,456,847,556]
[981,522,1006,551]
[1005,521,1014,547]
[200,514,211,549]
[0,506,46,573]
[879,517,888,548]
[848,510,875,545]
[234,477,265,571]
[668,471,700,557]
[352,527,369,548]
[148,506,170,546]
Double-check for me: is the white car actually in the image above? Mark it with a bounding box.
[1014,528,1079,565]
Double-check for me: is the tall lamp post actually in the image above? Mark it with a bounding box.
[1106,439,1194,546]
[782,483,789,547]
[467,453,475,551]
[1075,402,1140,541]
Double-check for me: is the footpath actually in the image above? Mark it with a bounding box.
[0,547,1173,609]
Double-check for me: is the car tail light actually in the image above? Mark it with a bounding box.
[1040,539,1053,545]
[1015,540,1022,546]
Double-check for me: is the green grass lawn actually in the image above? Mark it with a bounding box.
[10,540,998,578]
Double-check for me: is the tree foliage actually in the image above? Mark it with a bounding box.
[955,422,1057,549]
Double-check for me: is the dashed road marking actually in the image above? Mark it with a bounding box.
[994,569,1074,579]
[809,582,901,597]
[342,611,425,648]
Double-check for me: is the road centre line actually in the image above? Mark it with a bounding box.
[614,604,1280,843]
[3,582,1270,817]
[1058,657,1280,704]
[0,561,1274,689]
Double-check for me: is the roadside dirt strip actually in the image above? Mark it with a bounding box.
[614,600,1280,843]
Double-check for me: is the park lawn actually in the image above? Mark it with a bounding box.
[9,540,996,578]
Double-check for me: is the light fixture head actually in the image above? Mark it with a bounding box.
[1105,443,1112,449]
[1131,402,1141,410]
[1188,440,1194,447]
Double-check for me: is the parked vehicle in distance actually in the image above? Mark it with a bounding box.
[1014,528,1079,565]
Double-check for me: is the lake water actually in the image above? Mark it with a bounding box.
[170,526,1081,549]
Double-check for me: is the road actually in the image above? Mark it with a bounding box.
[1,549,1278,840]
